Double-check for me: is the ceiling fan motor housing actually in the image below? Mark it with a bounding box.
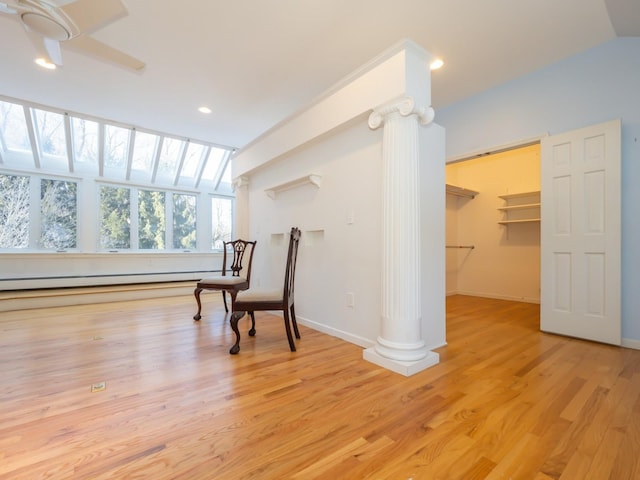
[18,0,79,40]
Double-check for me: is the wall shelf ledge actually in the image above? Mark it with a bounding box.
[265,174,322,199]
[446,183,478,198]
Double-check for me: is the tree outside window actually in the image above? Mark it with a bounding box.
[173,193,196,249]
[211,197,232,249]
[0,174,30,248]
[100,185,131,249]
[139,189,165,249]
[40,179,77,249]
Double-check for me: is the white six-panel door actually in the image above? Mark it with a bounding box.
[540,119,621,345]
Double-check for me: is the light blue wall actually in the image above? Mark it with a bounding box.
[437,37,640,342]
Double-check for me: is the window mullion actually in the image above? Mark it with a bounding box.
[165,191,173,249]
[23,107,41,170]
[29,175,41,249]
[173,140,188,186]
[151,137,163,184]
[126,129,136,181]
[64,113,73,173]
[130,187,139,249]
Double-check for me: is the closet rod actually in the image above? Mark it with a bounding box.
[446,245,475,249]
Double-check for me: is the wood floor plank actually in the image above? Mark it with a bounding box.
[1,294,639,479]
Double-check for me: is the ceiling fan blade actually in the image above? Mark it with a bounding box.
[65,34,145,72]
[0,2,19,15]
[59,0,127,33]
[23,27,62,66]
[43,36,63,64]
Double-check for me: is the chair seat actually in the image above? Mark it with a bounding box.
[236,288,282,303]
[198,275,247,286]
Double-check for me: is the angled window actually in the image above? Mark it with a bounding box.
[103,124,131,177]
[178,142,206,186]
[156,137,184,182]
[200,147,227,188]
[33,108,68,172]
[0,174,30,248]
[131,131,159,183]
[0,101,32,165]
[71,117,99,174]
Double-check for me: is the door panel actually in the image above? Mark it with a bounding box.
[541,119,621,345]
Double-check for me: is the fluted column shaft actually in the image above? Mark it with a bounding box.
[368,97,434,362]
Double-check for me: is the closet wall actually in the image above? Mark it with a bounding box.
[446,144,541,303]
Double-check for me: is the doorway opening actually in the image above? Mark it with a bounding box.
[445,143,541,321]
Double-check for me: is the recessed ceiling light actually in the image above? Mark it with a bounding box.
[35,57,56,70]
[198,106,212,114]
[430,58,444,71]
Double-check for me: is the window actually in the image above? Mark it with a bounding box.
[211,196,233,249]
[40,179,77,249]
[138,189,165,249]
[173,193,196,249]
[71,117,99,172]
[99,185,131,249]
[0,174,30,248]
[104,124,130,173]
[0,95,235,254]
[0,174,78,250]
[33,109,68,171]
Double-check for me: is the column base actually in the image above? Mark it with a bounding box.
[363,347,439,376]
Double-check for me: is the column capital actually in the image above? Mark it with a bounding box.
[232,176,249,191]
[368,96,435,130]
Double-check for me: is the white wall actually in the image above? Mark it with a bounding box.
[245,119,383,346]
[437,37,640,344]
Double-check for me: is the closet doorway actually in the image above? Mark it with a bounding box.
[445,143,541,314]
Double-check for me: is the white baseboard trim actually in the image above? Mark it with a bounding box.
[296,316,376,349]
[454,290,541,304]
[0,282,194,313]
[622,338,640,350]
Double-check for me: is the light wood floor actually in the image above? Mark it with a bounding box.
[1,294,639,479]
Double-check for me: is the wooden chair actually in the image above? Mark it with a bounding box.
[228,227,301,354]
[193,238,256,321]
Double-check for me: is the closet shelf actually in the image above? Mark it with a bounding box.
[446,184,478,198]
[498,190,541,226]
[498,191,540,200]
[498,219,541,225]
[497,203,541,211]
[265,174,322,199]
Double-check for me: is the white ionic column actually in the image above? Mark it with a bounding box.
[363,97,439,376]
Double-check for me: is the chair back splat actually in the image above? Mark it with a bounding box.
[225,240,251,277]
[193,239,256,319]
[228,227,301,354]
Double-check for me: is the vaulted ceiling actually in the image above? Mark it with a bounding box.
[0,0,638,150]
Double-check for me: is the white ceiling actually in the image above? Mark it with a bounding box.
[0,0,638,150]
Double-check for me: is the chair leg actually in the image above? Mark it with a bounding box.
[282,307,296,352]
[290,303,300,339]
[248,312,256,336]
[221,291,228,313]
[229,311,246,354]
[193,288,203,320]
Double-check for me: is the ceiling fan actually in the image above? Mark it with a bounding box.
[0,0,145,71]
